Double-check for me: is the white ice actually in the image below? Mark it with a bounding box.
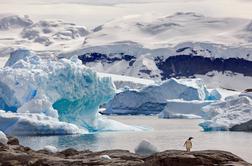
[199,92,252,131]
[105,78,219,115]
[158,100,215,119]
[0,130,8,145]
[43,145,58,153]
[0,49,141,135]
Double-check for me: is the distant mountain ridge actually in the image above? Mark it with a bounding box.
[0,15,89,57]
[1,13,252,90]
[68,12,252,90]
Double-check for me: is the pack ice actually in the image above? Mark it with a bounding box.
[0,49,141,135]
[199,92,252,131]
[104,78,220,116]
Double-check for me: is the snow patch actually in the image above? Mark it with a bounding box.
[99,155,112,160]
[0,15,33,30]
[43,145,58,153]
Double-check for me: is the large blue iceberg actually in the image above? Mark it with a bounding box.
[0,49,141,135]
[104,78,220,116]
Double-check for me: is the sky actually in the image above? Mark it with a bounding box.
[0,0,252,28]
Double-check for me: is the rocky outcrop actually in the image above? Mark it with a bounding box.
[155,55,252,79]
[0,137,250,166]
[245,89,252,93]
[144,150,251,166]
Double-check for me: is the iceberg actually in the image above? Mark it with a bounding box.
[105,78,217,115]
[0,49,140,135]
[199,92,252,131]
[158,100,214,119]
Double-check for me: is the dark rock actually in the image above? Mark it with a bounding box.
[244,89,252,93]
[143,150,250,166]
[57,148,80,157]
[155,55,252,80]
[78,52,136,65]
[0,137,250,166]
[78,51,252,81]
[0,142,8,151]
[7,137,19,145]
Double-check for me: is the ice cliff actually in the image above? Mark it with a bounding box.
[0,49,141,135]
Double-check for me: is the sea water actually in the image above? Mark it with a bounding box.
[17,116,252,162]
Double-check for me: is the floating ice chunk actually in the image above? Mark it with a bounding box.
[105,78,212,115]
[93,114,145,132]
[43,145,58,153]
[199,93,252,131]
[159,99,214,119]
[0,130,8,145]
[135,140,158,156]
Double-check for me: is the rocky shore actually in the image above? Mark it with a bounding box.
[0,137,251,166]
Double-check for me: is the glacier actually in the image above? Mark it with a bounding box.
[0,49,141,135]
[104,78,220,116]
[199,92,252,131]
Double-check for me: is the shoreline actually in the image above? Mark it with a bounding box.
[0,137,250,166]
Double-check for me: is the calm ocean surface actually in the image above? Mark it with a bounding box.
[17,116,252,162]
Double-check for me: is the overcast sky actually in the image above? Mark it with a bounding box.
[0,0,252,28]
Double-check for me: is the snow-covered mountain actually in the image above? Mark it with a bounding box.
[0,15,89,58]
[81,12,252,48]
[61,12,252,90]
[1,13,252,90]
